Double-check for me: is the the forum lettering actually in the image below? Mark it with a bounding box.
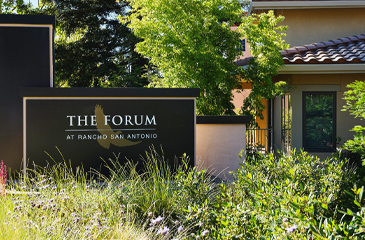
[66,115,157,126]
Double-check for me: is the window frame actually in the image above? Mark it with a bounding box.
[302,91,336,152]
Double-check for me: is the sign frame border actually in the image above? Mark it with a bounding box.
[23,96,196,175]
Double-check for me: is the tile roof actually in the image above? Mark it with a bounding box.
[236,34,365,66]
[252,0,341,1]
[281,34,365,64]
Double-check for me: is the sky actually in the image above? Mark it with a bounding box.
[28,0,38,7]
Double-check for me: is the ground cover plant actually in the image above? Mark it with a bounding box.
[1,147,365,239]
[0,149,194,240]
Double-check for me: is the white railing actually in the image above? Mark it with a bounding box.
[246,128,273,154]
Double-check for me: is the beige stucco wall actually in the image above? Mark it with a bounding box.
[274,8,365,47]
[232,89,251,114]
[288,74,365,159]
[196,124,246,180]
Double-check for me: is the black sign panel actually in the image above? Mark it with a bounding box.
[25,98,195,174]
[0,14,55,172]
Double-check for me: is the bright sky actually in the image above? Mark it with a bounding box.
[28,0,38,7]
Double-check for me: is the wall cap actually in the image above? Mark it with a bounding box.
[21,87,200,98]
[249,1,365,15]
[196,115,250,124]
[0,14,55,26]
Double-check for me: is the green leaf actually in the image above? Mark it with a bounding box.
[359,187,364,202]
[321,203,328,210]
[347,209,354,216]
[345,190,356,199]
[354,200,361,208]
[289,201,301,210]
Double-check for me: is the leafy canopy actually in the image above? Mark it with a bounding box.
[342,80,365,160]
[124,0,288,116]
[238,11,289,123]
[123,0,244,115]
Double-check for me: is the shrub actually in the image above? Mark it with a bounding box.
[342,80,365,162]
[180,150,354,239]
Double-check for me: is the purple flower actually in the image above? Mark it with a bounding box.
[286,224,297,233]
[150,216,163,225]
[157,226,169,236]
[178,226,183,233]
[202,230,209,236]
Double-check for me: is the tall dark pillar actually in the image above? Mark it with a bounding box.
[0,14,55,173]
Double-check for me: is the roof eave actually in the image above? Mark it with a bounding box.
[278,63,365,74]
[249,1,365,15]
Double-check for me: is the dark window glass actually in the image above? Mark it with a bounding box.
[238,39,245,52]
[303,92,336,152]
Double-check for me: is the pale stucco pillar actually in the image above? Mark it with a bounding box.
[196,116,250,180]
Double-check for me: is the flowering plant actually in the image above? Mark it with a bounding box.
[0,160,7,196]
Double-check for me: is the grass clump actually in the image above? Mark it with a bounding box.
[0,148,209,240]
[2,147,365,239]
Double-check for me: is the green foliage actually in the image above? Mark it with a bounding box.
[124,3,288,116]
[233,150,350,239]
[238,10,289,125]
[1,149,189,240]
[3,146,365,239]
[343,81,365,120]
[180,150,357,239]
[46,0,151,87]
[1,0,151,88]
[0,0,31,14]
[174,155,218,209]
[342,80,365,162]
[306,185,365,239]
[124,0,243,115]
[108,147,177,220]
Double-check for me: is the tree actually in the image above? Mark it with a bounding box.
[238,11,288,125]
[124,0,243,115]
[0,0,33,14]
[342,80,365,161]
[48,0,152,87]
[124,1,287,116]
[1,0,151,88]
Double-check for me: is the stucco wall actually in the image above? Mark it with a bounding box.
[196,124,246,180]
[274,8,365,47]
[288,74,365,159]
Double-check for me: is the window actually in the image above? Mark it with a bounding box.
[238,39,245,52]
[302,92,336,152]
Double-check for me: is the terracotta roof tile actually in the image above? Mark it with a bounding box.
[282,34,365,64]
[304,45,317,50]
[236,33,365,66]
[295,46,307,52]
[314,42,326,48]
[332,39,343,44]
[252,0,327,1]
[322,41,336,47]
[280,50,288,55]
[355,34,365,40]
[339,37,351,43]
[348,36,359,41]
[286,49,298,54]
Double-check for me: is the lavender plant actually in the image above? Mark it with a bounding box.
[0,150,188,240]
